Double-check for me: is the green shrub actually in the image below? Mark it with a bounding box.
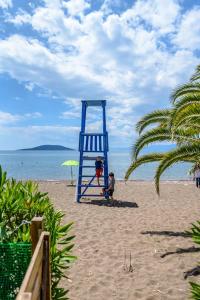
[0,166,76,300]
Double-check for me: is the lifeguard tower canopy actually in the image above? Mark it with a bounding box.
[83,100,104,106]
[76,100,109,202]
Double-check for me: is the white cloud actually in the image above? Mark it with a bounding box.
[101,0,125,15]
[43,0,62,9]
[22,125,79,134]
[155,50,199,87]
[5,0,198,95]
[0,34,109,98]
[8,9,31,25]
[0,124,80,149]
[0,124,79,138]
[86,120,102,132]
[60,111,80,119]
[129,0,180,34]
[25,82,35,91]
[63,0,90,16]
[173,7,200,50]
[0,0,12,9]
[0,111,20,124]
[106,101,140,137]
[31,6,66,37]
[0,111,42,124]
[24,112,43,118]
[1,0,200,147]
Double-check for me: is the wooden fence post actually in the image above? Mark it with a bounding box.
[17,292,32,300]
[42,233,51,300]
[17,217,52,300]
[30,217,44,254]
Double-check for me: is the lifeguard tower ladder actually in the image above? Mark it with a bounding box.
[76,100,109,202]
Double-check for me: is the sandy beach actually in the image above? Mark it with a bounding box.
[38,180,200,300]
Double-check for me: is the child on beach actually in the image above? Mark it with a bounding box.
[95,156,103,186]
[194,163,200,188]
[102,172,115,201]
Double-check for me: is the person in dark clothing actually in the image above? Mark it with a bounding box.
[95,156,103,186]
[101,172,115,200]
[106,172,115,200]
[194,163,200,188]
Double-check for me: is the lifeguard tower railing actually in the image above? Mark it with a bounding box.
[79,133,109,153]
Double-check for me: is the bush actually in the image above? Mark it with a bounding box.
[0,166,76,300]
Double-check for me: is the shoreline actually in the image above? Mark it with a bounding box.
[22,178,194,183]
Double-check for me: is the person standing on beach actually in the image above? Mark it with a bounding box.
[106,172,115,201]
[95,156,103,186]
[194,163,200,188]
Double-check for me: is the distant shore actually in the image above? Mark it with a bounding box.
[19,144,75,151]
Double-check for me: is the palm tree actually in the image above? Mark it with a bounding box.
[125,64,200,300]
[125,64,200,194]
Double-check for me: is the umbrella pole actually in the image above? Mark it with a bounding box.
[71,166,73,185]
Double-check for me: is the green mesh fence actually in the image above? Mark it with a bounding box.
[0,243,32,300]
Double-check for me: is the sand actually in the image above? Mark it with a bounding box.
[38,180,200,300]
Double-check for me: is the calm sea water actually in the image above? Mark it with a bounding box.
[0,150,193,181]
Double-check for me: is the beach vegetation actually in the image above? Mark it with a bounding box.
[188,221,200,299]
[190,282,200,300]
[125,64,200,194]
[0,166,76,300]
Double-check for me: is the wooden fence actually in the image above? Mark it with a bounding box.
[16,217,51,300]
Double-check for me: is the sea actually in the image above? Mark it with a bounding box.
[0,150,193,181]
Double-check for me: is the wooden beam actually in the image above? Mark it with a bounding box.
[17,293,32,300]
[16,233,50,299]
[30,217,44,254]
[42,233,51,300]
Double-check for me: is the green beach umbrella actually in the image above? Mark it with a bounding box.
[61,160,79,185]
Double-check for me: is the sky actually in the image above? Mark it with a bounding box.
[0,0,200,150]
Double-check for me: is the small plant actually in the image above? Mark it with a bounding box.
[0,166,76,300]
[190,282,200,300]
[123,250,134,273]
[187,221,200,299]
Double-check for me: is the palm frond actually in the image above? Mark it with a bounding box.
[171,82,200,103]
[174,94,200,110]
[170,94,200,128]
[191,64,200,81]
[125,153,164,180]
[136,109,172,135]
[171,105,200,130]
[132,127,199,160]
[133,128,172,159]
[155,144,200,194]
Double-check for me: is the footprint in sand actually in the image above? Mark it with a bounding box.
[89,284,99,293]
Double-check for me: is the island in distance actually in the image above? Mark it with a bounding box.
[20,145,75,151]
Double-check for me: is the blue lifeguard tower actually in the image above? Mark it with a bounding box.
[76,100,109,202]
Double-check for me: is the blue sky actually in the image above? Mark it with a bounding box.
[0,0,200,150]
